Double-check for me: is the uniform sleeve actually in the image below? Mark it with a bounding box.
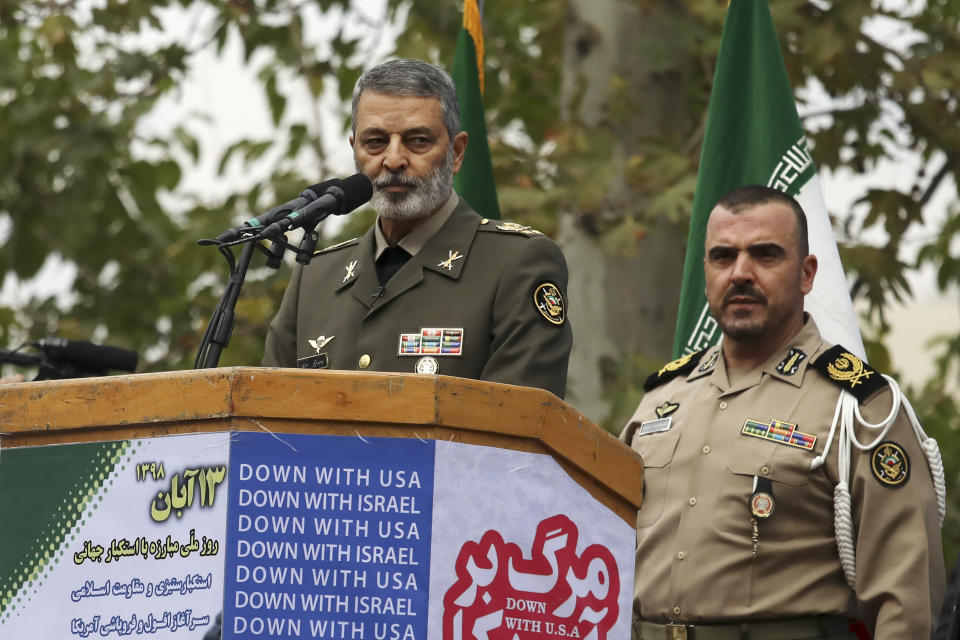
[262,263,304,367]
[481,234,573,398]
[848,387,946,639]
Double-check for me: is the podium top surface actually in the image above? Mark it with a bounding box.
[0,367,642,511]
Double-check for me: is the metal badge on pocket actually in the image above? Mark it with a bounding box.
[638,418,672,436]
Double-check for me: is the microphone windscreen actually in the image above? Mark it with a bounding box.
[301,178,340,201]
[0,348,42,367]
[337,174,374,213]
[38,338,138,372]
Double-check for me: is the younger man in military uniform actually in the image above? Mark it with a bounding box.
[622,186,944,639]
[264,59,572,397]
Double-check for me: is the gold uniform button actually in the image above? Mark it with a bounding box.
[688,497,697,506]
[702,445,711,454]
[673,607,681,616]
[358,354,371,369]
[719,401,728,409]
[676,551,685,560]
[760,465,771,475]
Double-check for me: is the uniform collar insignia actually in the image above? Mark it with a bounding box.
[697,350,719,373]
[437,250,464,271]
[342,260,358,283]
[775,347,807,376]
[655,401,679,418]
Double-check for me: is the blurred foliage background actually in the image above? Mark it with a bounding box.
[1,0,959,564]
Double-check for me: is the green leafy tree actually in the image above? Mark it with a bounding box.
[0,0,378,371]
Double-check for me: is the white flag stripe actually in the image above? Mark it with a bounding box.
[797,176,866,358]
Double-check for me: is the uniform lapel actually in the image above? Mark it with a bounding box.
[362,200,481,314]
[341,230,379,309]
[417,200,481,282]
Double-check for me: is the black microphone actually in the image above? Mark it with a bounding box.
[260,174,373,240]
[208,179,340,245]
[0,348,42,367]
[34,338,138,373]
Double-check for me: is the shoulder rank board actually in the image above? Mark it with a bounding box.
[643,350,706,391]
[811,345,887,402]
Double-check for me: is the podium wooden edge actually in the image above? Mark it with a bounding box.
[0,367,642,523]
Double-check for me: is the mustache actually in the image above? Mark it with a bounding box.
[722,283,767,306]
[373,173,419,189]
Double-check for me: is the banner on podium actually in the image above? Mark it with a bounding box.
[1,431,634,640]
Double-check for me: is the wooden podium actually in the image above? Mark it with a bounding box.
[0,369,642,640]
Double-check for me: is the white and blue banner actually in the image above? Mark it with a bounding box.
[1,431,635,640]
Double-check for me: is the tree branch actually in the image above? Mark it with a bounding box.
[918,154,958,207]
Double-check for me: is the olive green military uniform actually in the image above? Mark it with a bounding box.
[263,194,572,398]
[621,319,944,639]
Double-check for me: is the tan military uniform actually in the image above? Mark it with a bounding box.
[621,319,944,639]
[263,194,572,398]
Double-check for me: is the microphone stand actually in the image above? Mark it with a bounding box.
[194,223,322,369]
[195,240,257,369]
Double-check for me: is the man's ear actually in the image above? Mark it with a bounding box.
[451,131,468,174]
[800,254,818,295]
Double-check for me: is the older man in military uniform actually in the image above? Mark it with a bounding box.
[622,185,944,639]
[263,59,572,397]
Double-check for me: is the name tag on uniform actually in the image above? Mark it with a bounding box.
[638,417,672,436]
[297,353,329,369]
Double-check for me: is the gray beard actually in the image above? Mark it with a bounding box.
[362,147,455,221]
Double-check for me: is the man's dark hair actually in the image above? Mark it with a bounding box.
[715,185,809,257]
[351,58,460,139]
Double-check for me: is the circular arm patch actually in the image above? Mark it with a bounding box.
[533,282,566,325]
[870,441,910,488]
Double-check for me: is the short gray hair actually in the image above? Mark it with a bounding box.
[351,58,461,139]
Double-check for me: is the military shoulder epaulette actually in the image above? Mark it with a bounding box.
[313,237,359,255]
[643,350,706,391]
[478,219,543,237]
[811,345,888,402]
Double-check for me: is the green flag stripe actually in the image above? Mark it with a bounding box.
[674,0,820,357]
[451,26,501,219]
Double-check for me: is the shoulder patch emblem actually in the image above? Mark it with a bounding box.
[655,401,679,418]
[495,221,543,236]
[314,237,359,255]
[533,282,565,325]
[643,350,706,391]
[870,441,910,488]
[776,347,807,376]
[811,345,887,402]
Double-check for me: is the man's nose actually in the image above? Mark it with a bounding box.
[731,252,755,283]
[383,137,408,173]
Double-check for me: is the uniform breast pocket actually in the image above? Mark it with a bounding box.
[713,445,812,540]
[631,430,681,529]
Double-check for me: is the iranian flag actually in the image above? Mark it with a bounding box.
[673,0,864,358]
[451,0,501,219]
